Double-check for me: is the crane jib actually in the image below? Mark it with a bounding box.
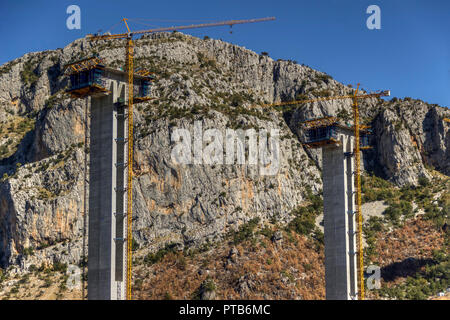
[87,17,275,41]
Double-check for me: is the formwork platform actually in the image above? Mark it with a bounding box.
[65,56,155,101]
[65,56,110,99]
[301,116,372,149]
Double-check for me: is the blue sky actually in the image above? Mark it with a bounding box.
[0,0,448,107]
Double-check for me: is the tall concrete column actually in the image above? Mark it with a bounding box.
[345,136,358,299]
[88,79,127,300]
[323,134,354,300]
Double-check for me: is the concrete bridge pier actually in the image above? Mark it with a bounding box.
[323,135,358,300]
[88,78,128,300]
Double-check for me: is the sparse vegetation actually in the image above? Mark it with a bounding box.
[144,243,179,266]
[378,248,449,300]
[20,60,39,86]
[315,73,332,83]
[287,188,323,237]
[230,218,260,245]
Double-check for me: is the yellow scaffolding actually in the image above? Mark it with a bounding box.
[351,84,365,300]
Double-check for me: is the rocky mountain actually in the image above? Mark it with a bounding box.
[0,32,448,298]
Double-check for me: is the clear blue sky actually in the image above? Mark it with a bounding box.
[1,0,448,107]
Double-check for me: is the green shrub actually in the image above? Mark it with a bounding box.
[44,94,59,109]
[22,247,34,257]
[10,286,19,294]
[361,174,396,203]
[230,93,244,107]
[144,243,178,266]
[0,145,8,157]
[131,238,140,251]
[312,89,332,97]
[42,278,52,288]
[287,188,323,236]
[423,203,447,229]
[288,208,316,236]
[295,93,309,101]
[231,218,260,244]
[337,108,351,122]
[380,251,449,300]
[20,60,39,86]
[260,226,274,239]
[418,176,430,187]
[52,261,67,273]
[203,277,216,291]
[163,292,173,300]
[316,74,332,82]
[383,200,413,225]
[313,228,324,244]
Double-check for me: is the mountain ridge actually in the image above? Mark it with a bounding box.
[0,32,448,300]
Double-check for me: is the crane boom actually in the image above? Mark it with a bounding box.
[251,90,390,109]
[87,17,275,40]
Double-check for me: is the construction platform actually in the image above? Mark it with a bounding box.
[64,56,155,101]
[302,116,372,149]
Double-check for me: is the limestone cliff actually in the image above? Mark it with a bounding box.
[0,32,448,272]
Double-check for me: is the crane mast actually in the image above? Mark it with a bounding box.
[352,84,365,300]
[126,37,134,301]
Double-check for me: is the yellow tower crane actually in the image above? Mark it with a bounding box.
[252,85,390,300]
[86,16,275,300]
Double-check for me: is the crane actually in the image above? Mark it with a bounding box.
[251,85,390,300]
[86,16,275,300]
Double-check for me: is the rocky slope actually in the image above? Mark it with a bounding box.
[0,31,448,285]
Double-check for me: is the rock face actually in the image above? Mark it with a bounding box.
[0,32,448,270]
[374,101,450,185]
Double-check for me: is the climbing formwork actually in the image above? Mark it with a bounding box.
[133,75,155,103]
[65,56,110,98]
[302,116,371,150]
